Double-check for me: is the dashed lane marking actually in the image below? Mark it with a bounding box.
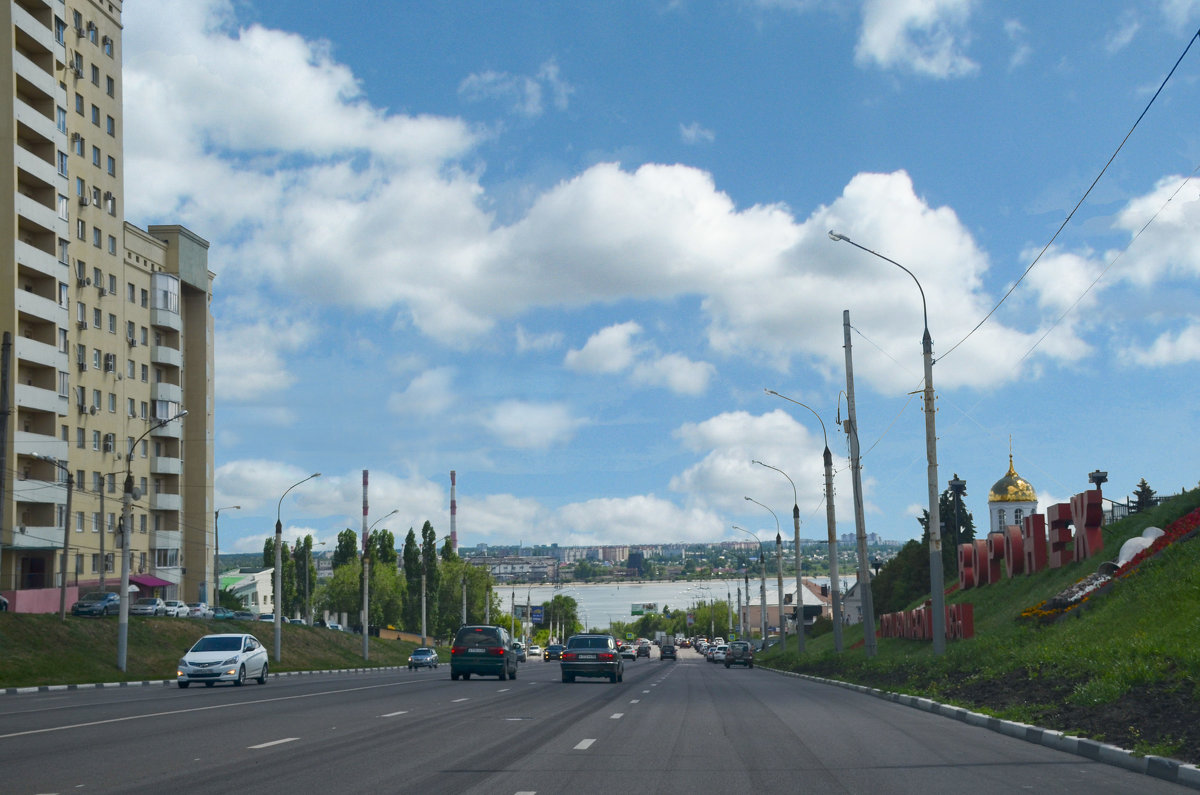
[249,737,298,749]
[574,739,596,750]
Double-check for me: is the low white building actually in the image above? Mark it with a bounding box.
[219,567,274,614]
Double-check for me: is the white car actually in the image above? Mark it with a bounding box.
[712,644,729,663]
[177,633,269,688]
[528,644,542,657]
[163,600,189,617]
[187,602,214,619]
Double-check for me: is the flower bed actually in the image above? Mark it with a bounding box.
[1020,505,1200,624]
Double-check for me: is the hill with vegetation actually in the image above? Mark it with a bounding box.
[761,487,1200,764]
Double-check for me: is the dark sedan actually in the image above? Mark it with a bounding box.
[544,643,564,660]
[71,591,121,616]
[660,643,677,660]
[561,634,623,683]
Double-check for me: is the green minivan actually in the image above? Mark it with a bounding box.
[449,625,518,681]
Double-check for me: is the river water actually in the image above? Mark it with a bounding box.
[502,575,858,630]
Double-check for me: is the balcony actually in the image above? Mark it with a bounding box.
[150,456,182,476]
[150,345,182,368]
[13,431,66,463]
[14,335,64,370]
[15,289,65,325]
[151,381,182,404]
[150,492,181,512]
[151,307,181,332]
[15,192,60,237]
[15,382,65,415]
[16,238,65,280]
[8,524,61,550]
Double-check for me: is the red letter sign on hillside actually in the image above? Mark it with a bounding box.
[1023,513,1047,574]
[1046,502,1076,569]
[1004,526,1024,577]
[1071,490,1104,560]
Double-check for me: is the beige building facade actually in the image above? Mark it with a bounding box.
[0,0,215,609]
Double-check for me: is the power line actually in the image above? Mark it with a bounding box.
[940,25,1200,362]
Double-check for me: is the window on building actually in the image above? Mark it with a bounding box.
[90,64,99,85]
[57,105,67,132]
[76,427,85,449]
[127,283,135,302]
[76,177,85,197]
[75,92,83,114]
[127,359,135,378]
[108,274,116,293]
[92,348,100,369]
[128,398,135,417]
[91,105,100,126]
[75,510,84,532]
[55,17,66,44]
[92,145,100,166]
[103,36,113,57]
[91,430,100,450]
[108,235,116,254]
[76,219,85,240]
[92,513,100,533]
[141,327,148,345]
[140,288,148,307]
[141,365,148,382]
[108,313,116,333]
[106,115,114,135]
[106,75,114,97]
[58,151,68,177]
[93,227,101,248]
[108,393,116,413]
[58,194,69,220]
[91,553,99,573]
[73,136,84,157]
[92,307,101,327]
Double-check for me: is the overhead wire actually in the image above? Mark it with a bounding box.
[938,24,1200,362]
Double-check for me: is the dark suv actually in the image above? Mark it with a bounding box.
[660,642,677,660]
[450,625,518,681]
[725,640,754,668]
[561,634,624,683]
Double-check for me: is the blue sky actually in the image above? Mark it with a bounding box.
[121,1,1200,554]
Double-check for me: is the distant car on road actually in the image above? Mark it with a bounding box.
[408,647,439,670]
[177,633,269,688]
[71,591,121,616]
[560,634,623,684]
[660,642,677,660]
[163,600,189,617]
[130,597,166,616]
[636,642,651,658]
[450,625,518,681]
[513,641,527,662]
[187,602,213,619]
[725,640,754,668]
[619,644,636,661]
[528,644,542,657]
[544,643,564,661]
[711,644,729,663]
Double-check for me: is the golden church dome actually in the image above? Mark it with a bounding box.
[988,455,1037,503]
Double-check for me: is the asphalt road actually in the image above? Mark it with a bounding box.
[0,648,1190,794]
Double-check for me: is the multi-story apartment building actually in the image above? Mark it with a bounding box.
[0,0,214,611]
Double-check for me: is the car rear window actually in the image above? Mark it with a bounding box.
[567,636,611,649]
[454,627,502,647]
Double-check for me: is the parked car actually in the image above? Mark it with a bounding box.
[257,613,275,622]
[560,634,623,684]
[130,597,166,616]
[660,642,677,660]
[327,622,343,631]
[289,617,305,625]
[408,647,439,670]
[187,602,213,619]
[71,591,121,616]
[725,640,754,668]
[450,625,518,681]
[163,600,189,617]
[177,633,269,688]
[212,607,235,620]
[232,610,255,620]
[544,643,564,661]
[636,642,651,658]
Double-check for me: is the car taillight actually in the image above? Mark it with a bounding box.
[562,651,576,661]
[598,652,614,661]
[489,647,505,655]
[451,646,466,656]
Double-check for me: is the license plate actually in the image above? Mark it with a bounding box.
[577,653,596,660]
[467,648,485,654]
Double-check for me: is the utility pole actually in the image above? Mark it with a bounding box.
[843,310,877,657]
[775,533,785,650]
[361,470,369,662]
[0,333,9,597]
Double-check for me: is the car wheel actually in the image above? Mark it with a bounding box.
[498,667,507,681]
[562,673,574,683]
[609,672,617,683]
[177,681,189,688]
[463,672,471,680]
[450,672,459,681]
[724,662,730,668]
[257,662,268,684]
[510,666,516,680]
[235,665,246,686]
[749,662,754,668]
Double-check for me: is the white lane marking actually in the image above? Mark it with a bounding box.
[380,710,408,717]
[0,679,426,741]
[629,699,640,704]
[498,688,510,692]
[574,738,596,750]
[610,713,624,719]
[452,698,469,703]
[249,737,298,749]
[642,690,650,694]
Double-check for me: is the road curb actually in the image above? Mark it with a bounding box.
[1,665,411,695]
[763,666,1200,790]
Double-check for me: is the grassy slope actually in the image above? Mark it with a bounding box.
[0,616,424,687]
[761,487,1200,761]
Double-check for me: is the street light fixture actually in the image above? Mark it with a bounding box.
[213,505,240,612]
[119,409,187,671]
[829,230,946,654]
[34,455,74,622]
[275,472,321,662]
[745,496,785,649]
[732,524,768,644]
[752,457,809,654]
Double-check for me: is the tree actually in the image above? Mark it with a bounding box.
[420,521,441,634]
[916,484,976,579]
[370,528,397,566]
[870,539,931,615]
[332,528,359,569]
[263,537,295,618]
[368,560,404,629]
[440,535,457,562]
[322,559,362,618]
[401,529,421,631]
[1133,478,1156,512]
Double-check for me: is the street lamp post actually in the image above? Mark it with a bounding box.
[119,410,187,671]
[363,509,398,660]
[275,472,321,662]
[830,230,946,654]
[763,391,846,651]
[752,458,809,654]
[34,455,74,622]
[746,497,785,649]
[214,505,240,612]
[293,538,325,625]
[733,524,768,644]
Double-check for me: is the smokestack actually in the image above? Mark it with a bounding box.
[450,470,457,553]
